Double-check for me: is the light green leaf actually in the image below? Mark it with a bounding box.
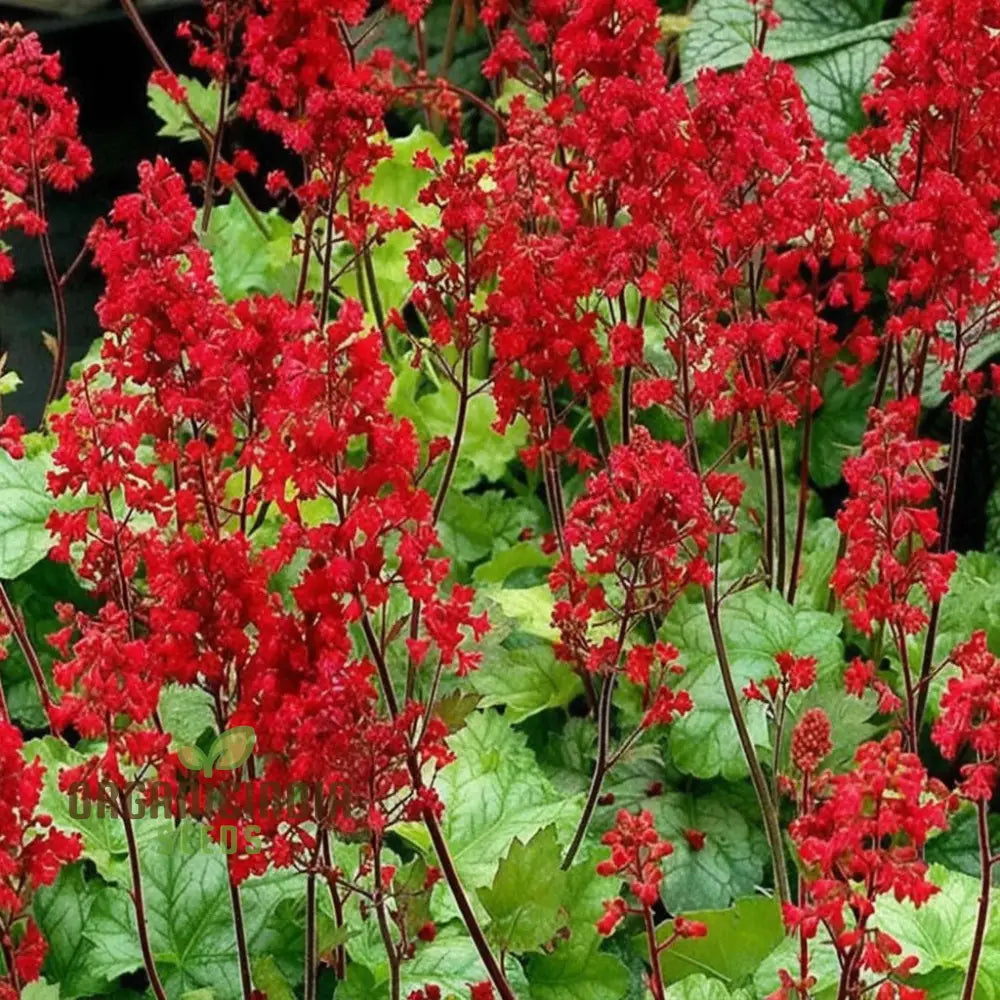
[681,0,897,77]
[21,981,60,1000]
[33,865,114,999]
[877,864,984,980]
[895,552,1000,718]
[0,370,22,396]
[754,928,842,998]
[390,366,528,486]
[472,541,554,588]
[480,585,557,641]
[84,826,304,1000]
[398,712,582,911]
[202,203,300,302]
[159,685,217,748]
[755,866,1000,996]
[250,955,295,1000]
[0,451,54,579]
[664,588,843,779]
[147,75,223,142]
[653,896,782,987]
[479,825,569,953]
[666,975,753,999]
[23,736,172,883]
[345,127,449,315]
[403,932,531,998]
[469,638,582,723]
[526,934,630,1000]
[646,790,767,913]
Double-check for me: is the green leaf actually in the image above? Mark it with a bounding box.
[755,929,841,998]
[479,825,570,953]
[21,981,60,1000]
[645,789,767,913]
[666,976,753,1000]
[349,127,449,315]
[664,588,843,779]
[681,0,897,77]
[652,896,783,987]
[22,736,172,883]
[33,865,113,999]
[397,712,582,914]
[2,560,93,728]
[469,638,582,723]
[480,585,557,641]
[805,370,875,488]
[390,366,528,487]
[202,202,300,302]
[403,932,532,998]
[895,552,1000,718]
[339,927,531,1000]
[755,865,1000,996]
[789,518,842,612]
[877,864,988,982]
[84,825,303,1000]
[159,685,217,749]
[472,541,554,588]
[438,489,542,567]
[0,370,22,396]
[147,75,223,142]
[208,725,256,773]
[926,803,1000,879]
[250,955,295,1000]
[923,325,1000,409]
[525,936,631,1000]
[0,450,54,579]
[795,40,892,189]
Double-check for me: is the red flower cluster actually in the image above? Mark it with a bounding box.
[595,808,673,934]
[0,25,91,281]
[0,721,81,999]
[745,650,817,705]
[852,0,1000,411]
[550,429,735,675]
[595,808,707,999]
[832,399,955,636]
[933,631,1000,800]
[781,733,950,999]
[790,708,832,776]
[481,0,870,474]
[45,158,487,883]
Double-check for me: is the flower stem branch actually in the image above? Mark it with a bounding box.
[703,584,790,906]
[962,797,993,1000]
[119,795,168,1000]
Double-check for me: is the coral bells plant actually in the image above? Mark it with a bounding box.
[4,0,1000,998]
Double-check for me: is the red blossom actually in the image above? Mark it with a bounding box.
[0,25,91,280]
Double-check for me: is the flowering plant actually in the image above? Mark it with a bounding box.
[2,0,1000,998]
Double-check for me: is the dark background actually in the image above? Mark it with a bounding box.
[0,1,197,426]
